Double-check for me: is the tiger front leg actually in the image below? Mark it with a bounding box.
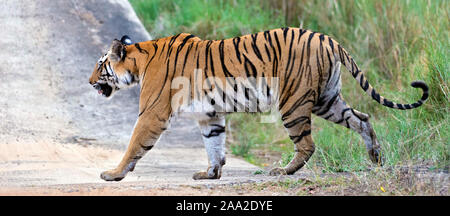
[100,111,168,181]
[193,116,226,180]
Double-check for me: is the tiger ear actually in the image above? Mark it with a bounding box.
[108,39,125,62]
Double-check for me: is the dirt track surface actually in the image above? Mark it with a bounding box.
[0,0,271,195]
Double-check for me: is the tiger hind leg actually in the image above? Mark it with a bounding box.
[270,101,315,176]
[193,115,226,180]
[313,93,383,165]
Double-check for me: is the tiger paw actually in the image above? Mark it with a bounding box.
[100,169,126,181]
[368,149,384,166]
[192,171,210,180]
[269,167,288,176]
[192,170,221,180]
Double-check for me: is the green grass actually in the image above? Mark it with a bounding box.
[130,0,449,172]
[130,0,284,39]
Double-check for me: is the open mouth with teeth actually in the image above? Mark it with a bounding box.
[93,83,113,97]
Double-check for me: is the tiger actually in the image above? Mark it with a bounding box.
[89,27,429,181]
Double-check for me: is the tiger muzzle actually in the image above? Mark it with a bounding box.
[92,82,113,97]
[93,83,101,91]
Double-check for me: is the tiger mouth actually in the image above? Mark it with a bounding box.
[94,83,113,97]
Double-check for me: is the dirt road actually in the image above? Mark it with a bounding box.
[0,0,272,195]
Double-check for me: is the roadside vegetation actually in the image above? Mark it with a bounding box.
[130,0,449,194]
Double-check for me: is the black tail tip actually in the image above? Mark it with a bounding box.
[411,80,429,101]
[411,80,428,91]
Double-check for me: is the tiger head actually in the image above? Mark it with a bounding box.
[89,36,139,98]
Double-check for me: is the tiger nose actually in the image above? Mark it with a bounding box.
[92,83,101,90]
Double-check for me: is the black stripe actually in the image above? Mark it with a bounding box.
[281,89,315,120]
[273,31,282,60]
[337,44,345,66]
[264,30,270,41]
[362,79,369,91]
[203,128,225,138]
[284,116,310,128]
[206,111,216,118]
[292,64,304,94]
[251,33,264,62]
[209,46,216,77]
[340,108,351,118]
[180,34,195,46]
[243,54,257,78]
[141,145,153,151]
[270,39,279,78]
[319,34,325,42]
[359,74,364,88]
[134,43,149,55]
[421,92,429,101]
[314,91,340,116]
[344,116,351,128]
[232,37,242,64]
[411,102,422,108]
[167,33,181,57]
[316,52,323,80]
[173,36,192,75]
[298,40,306,76]
[344,49,351,64]
[285,29,295,75]
[325,48,333,84]
[323,113,334,120]
[350,109,367,122]
[203,41,213,88]
[371,90,381,103]
[218,40,234,78]
[158,43,166,59]
[272,54,278,78]
[181,42,194,76]
[384,100,394,108]
[289,130,311,143]
[175,35,195,75]
[280,30,296,96]
[264,44,272,62]
[282,27,289,42]
[298,29,307,43]
[306,32,316,61]
[204,40,213,71]
[281,50,297,98]
[328,37,335,53]
[218,40,237,92]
